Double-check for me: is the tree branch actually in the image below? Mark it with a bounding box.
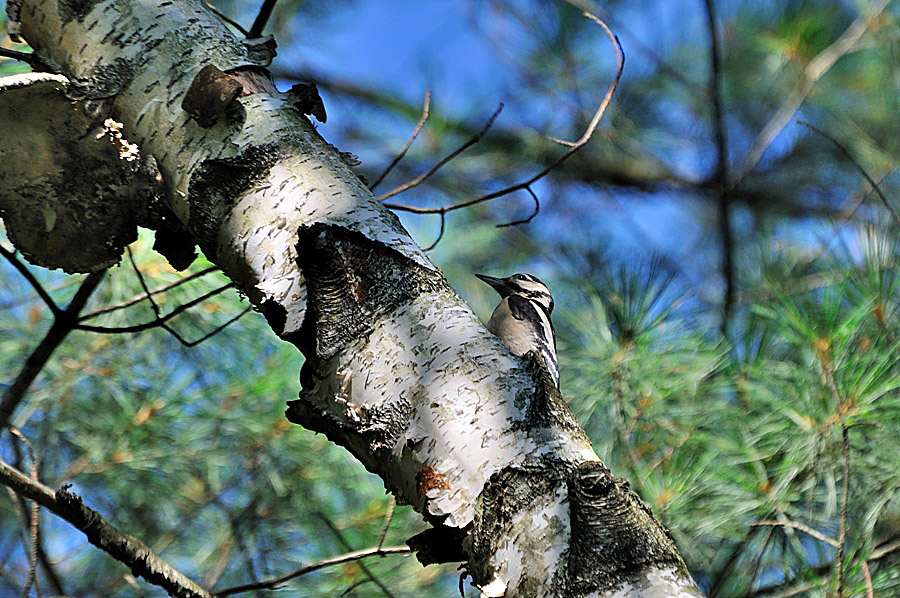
[0,48,52,71]
[0,271,105,430]
[383,11,624,247]
[750,520,839,548]
[798,120,900,228]
[248,0,278,38]
[0,245,62,317]
[212,545,412,596]
[705,0,736,337]
[74,283,235,336]
[377,102,503,202]
[702,0,735,336]
[79,265,220,321]
[369,89,431,191]
[317,512,396,598]
[0,458,212,598]
[731,0,890,183]
[202,2,248,36]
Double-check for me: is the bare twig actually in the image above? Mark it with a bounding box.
[203,1,249,36]
[561,0,705,95]
[378,103,504,202]
[422,212,447,252]
[798,120,900,228]
[0,458,212,598]
[732,0,890,183]
[750,520,839,548]
[248,0,278,38]
[0,245,62,316]
[702,0,735,336]
[75,283,235,336]
[124,247,219,346]
[0,271,105,431]
[496,186,541,228]
[375,496,395,551]
[861,561,874,598]
[870,536,900,561]
[0,48,52,71]
[369,90,431,191]
[384,12,622,216]
[80,266,220,321]
[317,512,396,598]
[212,545,411,596]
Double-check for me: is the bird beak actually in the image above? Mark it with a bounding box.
[475,273,505,292]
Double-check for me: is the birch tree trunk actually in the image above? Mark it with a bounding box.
[1,1,702,596]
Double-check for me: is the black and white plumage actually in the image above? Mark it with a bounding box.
[476,273,559,388]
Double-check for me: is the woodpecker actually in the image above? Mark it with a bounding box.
[476,272,559,388]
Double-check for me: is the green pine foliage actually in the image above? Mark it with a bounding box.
[558,223,900,597]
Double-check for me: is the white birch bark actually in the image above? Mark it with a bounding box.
[2,1,703,596]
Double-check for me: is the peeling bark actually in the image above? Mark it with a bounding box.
[2,1,703,596]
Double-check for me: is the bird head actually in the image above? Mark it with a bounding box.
[475,273,554,314]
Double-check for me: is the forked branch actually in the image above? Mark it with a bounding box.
[382,12,624,248]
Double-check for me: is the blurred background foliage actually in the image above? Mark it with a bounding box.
[3,0,900,596]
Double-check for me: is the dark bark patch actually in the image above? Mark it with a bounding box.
[66,57,137,100]
[259,298,287,337]
[565,461,688,595]
[58,0,100,24]
[187,143,281,260]
[469,464,568,591]
[510,352,591,446]
[293,223,447,362]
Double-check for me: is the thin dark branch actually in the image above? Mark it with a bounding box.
[0,459,212,598]
[128,247,163,319]
[703,0,735,336]
[212,546,411,596]
[378,103,504,202]
[0,271,105,431]
[78,253,239,346]
[383,12,623,219]
[422,212,447,252]
[0,48,52,71]
[248,0,278,38]
[181,307,252,348]
[496,186,541,228]
[0,245,62,316]
[74,283,234,335]
[369,90,432,191]
[798,120,900,228]
[317,512,396,598]
[203,2,249,36]
[80,266,220,321]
